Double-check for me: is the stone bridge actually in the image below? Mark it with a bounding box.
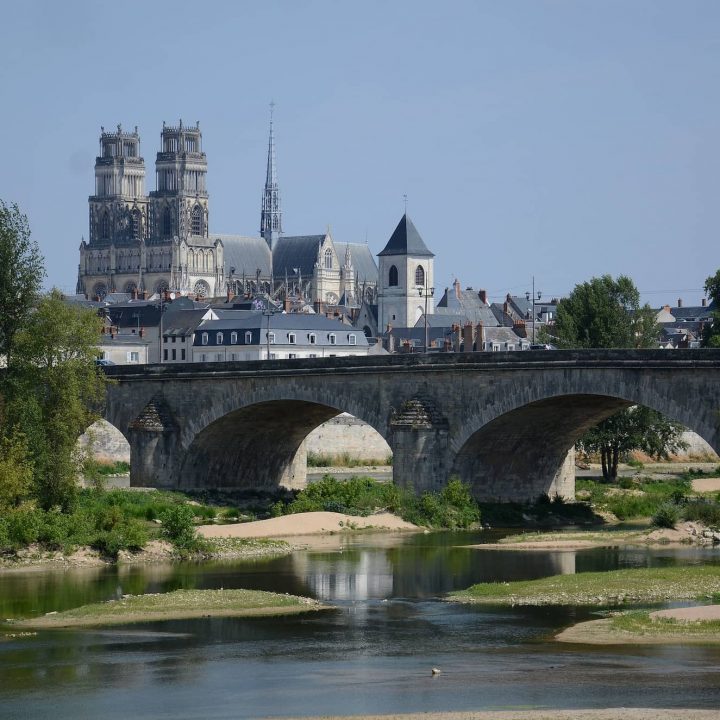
[103,349,720,502]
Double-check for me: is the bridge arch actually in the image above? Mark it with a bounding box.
[452,373,720,502]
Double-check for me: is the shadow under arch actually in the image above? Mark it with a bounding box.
[452,394,634,502]
[178,399,386,492]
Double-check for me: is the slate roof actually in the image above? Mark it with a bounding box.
[334,241,378,282]
[215,234,272,278]
[655,303,714,323]
[272,235,325,278]
[435,288,499,326]
[106,302,162,328]
[162,308,211,337]
[377,214,434,257]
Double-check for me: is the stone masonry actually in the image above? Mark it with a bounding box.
[101,349,720,502]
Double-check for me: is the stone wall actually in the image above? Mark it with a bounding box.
[78,420,130,464]
[305,413,392,462]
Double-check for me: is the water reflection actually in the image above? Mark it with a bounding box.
[2,534,720,719]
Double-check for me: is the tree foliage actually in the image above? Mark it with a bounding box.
[3,290,106,509]
[0,201,45,367]
[702,269,720,348]
[552,274,657,349]
[576,406,687,481]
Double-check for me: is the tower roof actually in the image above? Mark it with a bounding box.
[377,214,434,257]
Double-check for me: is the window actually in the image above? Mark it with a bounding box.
[230,332,238,344]
[231,353,238,361]
[172,336,176,343]
[328,333,336,345]
[267,332,275,344]
[324,248,333,269]
[268,352,276,360]
[348,334,357,345]
[288,333,296,344]
[309,333,317,344]
[172,349,177,360]
[309,354,317,358]
[288,353,297,359]
[389,265,398,287]
[201,332,208,345]
[128,351,140,363]
[245,331,252,344]
[492,343,500,352]
[130,209,141,240]
[163,349,168,361]
[506,344,514,351]
[415,265,425,286]
[181,349,186,360]
[163,335,168,344]
[216,332,223,344]
[191,205,203,236]
[215,353,222,361]
[162,207,173,237]
[200,353,207,362]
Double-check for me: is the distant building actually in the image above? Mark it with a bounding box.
[77,115,378,312]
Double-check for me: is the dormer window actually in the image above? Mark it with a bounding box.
[216,332,223,344]
[349,334,357,345]
[230,332,238,344]
[245,331,252,344]
[309,333,317,344]
[328,333,336,345]
[201,332,208,345]
[288,333,296,344]
[267,332,275,344]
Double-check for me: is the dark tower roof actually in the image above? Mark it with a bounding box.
[377,214,434,257]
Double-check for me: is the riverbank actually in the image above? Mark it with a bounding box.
[278,710,720,720]
[198,511,420,539]
[556,605,720,645]
[0,536,294,572]
[465,521,714,551]
[9,588,326,629]
[450,566,720,606]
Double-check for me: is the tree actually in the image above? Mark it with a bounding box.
[577,406,687,481]
[702,269,720,348]
[0,201,45,369]
[3,290,106,510]
[555,275,685,480]
[552,274,657,349]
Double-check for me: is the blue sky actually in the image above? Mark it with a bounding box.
[0,0,717,305]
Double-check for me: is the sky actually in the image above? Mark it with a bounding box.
[0,0,717,306]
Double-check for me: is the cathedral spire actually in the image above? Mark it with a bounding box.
[260,101,282,249]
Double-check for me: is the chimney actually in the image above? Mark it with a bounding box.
[503,301,509,316]
[702,298,707,307]
[227,287,235,303]
[513,319,527,338]
[452,324,461,352]
[463,322,474,352]
[677,298,683,308]
[284,297,292,313]
[139,327,144,338]
[132,288,138,300]
[476,322,484,349]
[454,278,461,299]
[478,289,487,304]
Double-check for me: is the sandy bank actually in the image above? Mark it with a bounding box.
[556,605,720,645]
[276,710,720,720]
[198,512,420,539]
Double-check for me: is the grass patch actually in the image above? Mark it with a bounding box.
[15,588,324,628]
[495,528,652,546]
[204,537,291,558]
[307,452,392,467]
[451,566,720,606]
[611,610,720,637]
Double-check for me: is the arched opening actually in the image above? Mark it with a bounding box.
[100,212,111,240]
[178,400,388,493]
[162,206,173,237]
[77,419,131,486]
[191,205,203,236]
[92,282,108,300]
[453,395,632,502]
[362,325,373,338]
[452,393,720,503]
[324,248,333,270]
[388,265,398,287]
[415,265,425,287]
[305,413,392,466]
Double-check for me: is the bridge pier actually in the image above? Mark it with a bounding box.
[390,395,451,494]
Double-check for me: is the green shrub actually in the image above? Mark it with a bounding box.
[6,507,42,546]
[92,518,148,557]
[683,499,720,526]
[159,504,199,550]
[652,501,680,529]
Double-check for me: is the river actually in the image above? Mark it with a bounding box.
[2,530,720,719]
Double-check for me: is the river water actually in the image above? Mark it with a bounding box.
[2,531,720,719]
